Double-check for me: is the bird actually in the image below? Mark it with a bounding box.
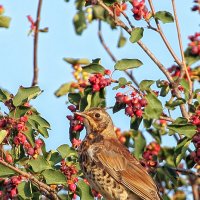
[75,107,162,200]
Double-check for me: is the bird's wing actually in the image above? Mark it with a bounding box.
[92,138,160,200]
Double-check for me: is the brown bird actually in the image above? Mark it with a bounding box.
[76,107,162,200]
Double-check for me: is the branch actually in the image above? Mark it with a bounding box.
[171,0,193,105]
[0,159,60,200]
[172,167,200,177]
[97,0,189,119]
[147,0,182,66]
[32,0,43,86]
[97,20,139,88]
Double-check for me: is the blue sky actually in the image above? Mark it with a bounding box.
[0,0,199,152]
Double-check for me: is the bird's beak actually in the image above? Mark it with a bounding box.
[74,111,87,118]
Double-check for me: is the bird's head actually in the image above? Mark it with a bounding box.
[75,107,116,137]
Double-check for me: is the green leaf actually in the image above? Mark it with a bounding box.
[28,156,51,172]
[0,16,11,28]
[162,165,178,185]
[38,126,49,138]
[28,114,50,129]
[139,80,155,91]
[185,47,200,66]
[174,137,191,166]
[0,163,15,177]
[82,63,105,74]
[0,130,7,144]
[167,124,196,138]
[165,98,186,110]
[23,124,35,147]
[73,11,87,35]
[129,27,144,43]
[13,86,42,107]
[132,131,146,159]
[144,93,163,119]
[63,58,90,65]
[57,144,77,158]
[117,31,126,48]
[77,180,94,200]
[180,79,189,100]
[130,116,142,130]
[155,11,174,24]
[113,103,126,113]
[55,82,73,97]
[17,181,32,199]
[42,169,66,184]
[90,89,106,108]
[0,88,10,103]
[9,106,30,118]
[113,77,131,90]
[68,93,81,106]
[114,59,143,71]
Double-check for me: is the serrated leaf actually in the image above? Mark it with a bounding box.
[155,11,174,24]
[114,59,143,71]
[57,144,77,158]
[63,58,90,65]
[82,63,105,74]
[38,126,49,138]
[0,163,15,177]
[139,80,155,91]
[77,180,94,200]
[68,93,81,106]
[28,156,51,172]
[42,169,66,184]
[17,181,32,199]
[167,124,196,138]
[55,82,73,97]
[0,16,11,28]
[129,27,144,43]
[13,86,41,107]
[0,130,7,144]
[144,93,163,119]
[174,137,191,166]
[73,11,87,35]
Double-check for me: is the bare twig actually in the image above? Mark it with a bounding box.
[97,0,189,119]
[0,159,60,200]
[97,20,139,88]
[171,167,200,177]
[32,0,43,86]
[171,0,193,105]
[148,0,182,66]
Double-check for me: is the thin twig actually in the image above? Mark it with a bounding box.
[97,0,189,119]
[172,167,200,177]
[121,11,134,29]
[148,0,182,66]
[171,0,193,105]
[0,159,60,200]
[32,0,43,86]
[97,20,139,88]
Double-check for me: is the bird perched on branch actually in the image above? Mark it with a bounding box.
[76,107,162,200]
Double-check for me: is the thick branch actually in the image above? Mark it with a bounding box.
[32,0,43,86]
[0,159,60,200]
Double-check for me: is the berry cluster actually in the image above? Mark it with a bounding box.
[0,176,22,199]
[168,65,192,80]
[191,0,200,13]
[60,160,78,197]
[67,105,84,132]
[115,91,147,118]
[71,64,89,93]
[142,142,161,169]
[190,108,200,164]
[110,3,127,17]
[188,32,200,56]
[131,0,149,20]
[89,72,111,92]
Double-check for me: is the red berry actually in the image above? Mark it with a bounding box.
[69,183,76,192]
[135,109,143,117]
[68,105,76,112]
[125,106,134,117]
[104,69,111,75]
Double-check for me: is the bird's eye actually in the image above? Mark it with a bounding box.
[94,113,101,118]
